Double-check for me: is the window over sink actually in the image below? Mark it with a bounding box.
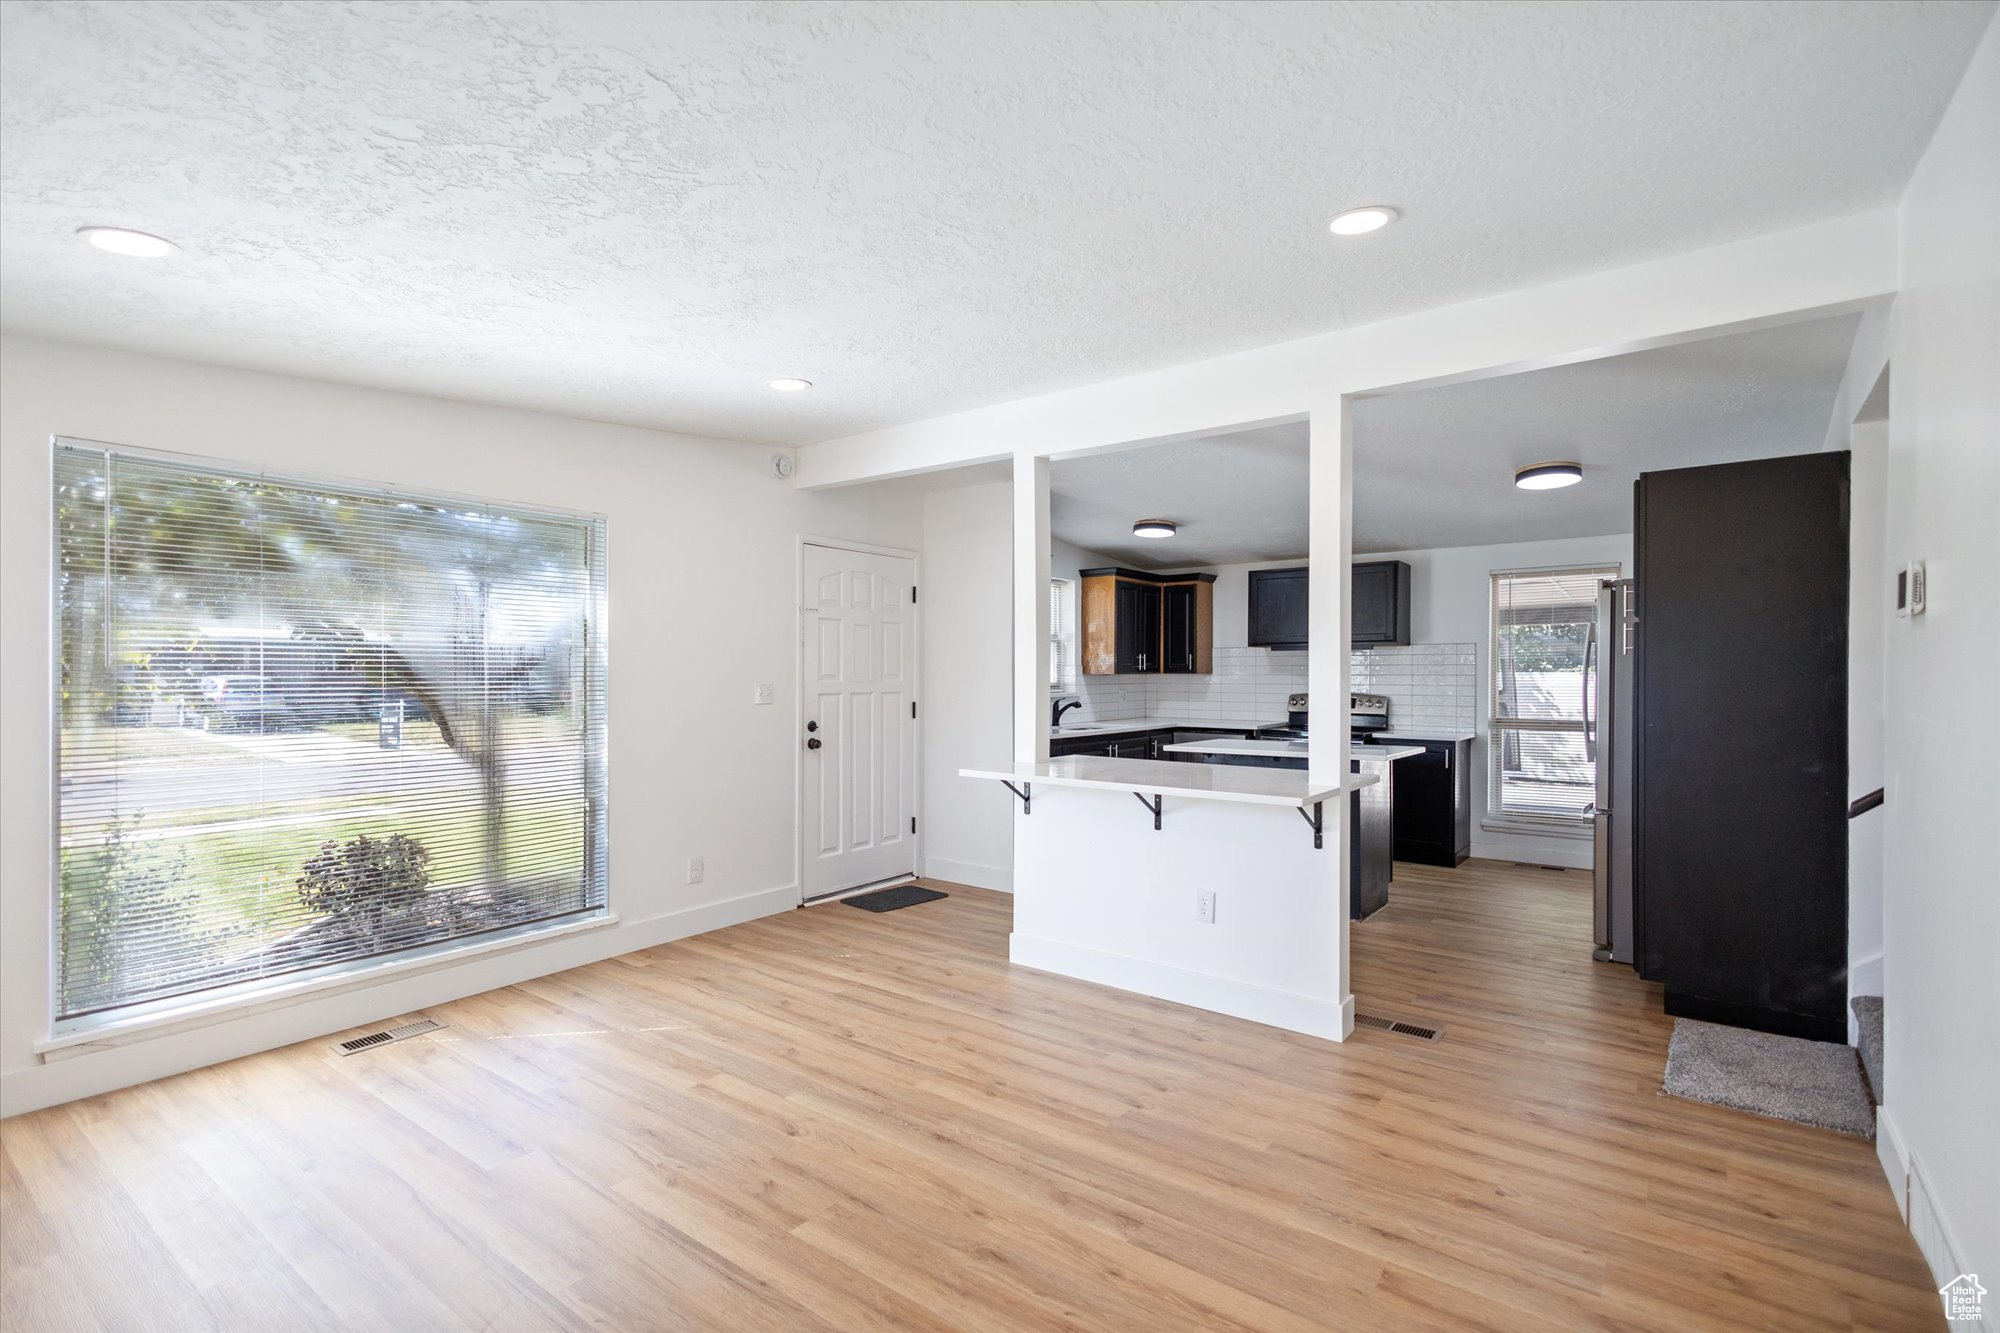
[1049,576,1076,692]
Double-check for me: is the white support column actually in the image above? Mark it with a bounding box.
[1013,452,1051,764]
[1307,399,1355,1038]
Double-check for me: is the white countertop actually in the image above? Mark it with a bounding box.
[1159,737,1307,758]
[1161,738,1423,762]
[961,755,1375,809]
[1049,716,1284,739]
[1374,731,1476,744]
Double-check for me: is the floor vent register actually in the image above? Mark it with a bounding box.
[331,1016,447,1056]
[1354,1012,1442,1042]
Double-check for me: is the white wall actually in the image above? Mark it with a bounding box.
[1819,303,1894,1033]
[1873,11,1999,1296]
[1844,415,1889,1013]
[0,334,924,1115]
[1011,785,1347,1038]
[919,479,1015,890]
[1365,534,1634,868]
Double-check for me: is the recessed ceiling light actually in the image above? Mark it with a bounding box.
[77,226,178,258]
[1327,206,1398,237]
[767,378,812,392]
[1515,461,1584,490]
[1132,518,1178,539]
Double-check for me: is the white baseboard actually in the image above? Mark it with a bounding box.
[1878,1106,1992,1330]
[1471,834,1593,870]
[0,883,798,1119]
[1876,1104,1911,1220]
[925,855,1012,892]
[1008,932,1348,1040]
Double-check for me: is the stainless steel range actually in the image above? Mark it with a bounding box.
[1350,692,1391,739]
[1255,692,1394,742]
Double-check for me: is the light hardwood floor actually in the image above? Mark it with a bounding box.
[2,861,1936,1331]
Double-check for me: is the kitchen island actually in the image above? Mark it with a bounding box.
[1159,739,1420,917]
[962,753,1380,1039]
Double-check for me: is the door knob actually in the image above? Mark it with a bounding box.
[806,737,822,750]
[807,720,819,732]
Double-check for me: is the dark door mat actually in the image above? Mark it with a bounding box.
[1662,1018,1874,1137]
[844,885,948,913]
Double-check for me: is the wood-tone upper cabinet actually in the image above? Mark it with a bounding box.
[1081,568,1213,674]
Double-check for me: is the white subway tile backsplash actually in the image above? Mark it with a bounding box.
[1350,642,1478,733]
[1059,641,1476,732]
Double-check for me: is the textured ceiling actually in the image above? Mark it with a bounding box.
[1,2,1988,445]
[1052,423,1308,569]
[1049,313,1860,560]
[1350,313,1863,551]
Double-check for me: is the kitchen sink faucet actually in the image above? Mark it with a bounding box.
[1051,696,1083,727]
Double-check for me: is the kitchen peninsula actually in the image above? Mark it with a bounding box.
[963,751,1380,1039]
[1159,738,1420,918]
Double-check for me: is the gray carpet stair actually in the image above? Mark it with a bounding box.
[1852,995,1884,1103]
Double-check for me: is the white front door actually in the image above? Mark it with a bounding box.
[801,542,917,900]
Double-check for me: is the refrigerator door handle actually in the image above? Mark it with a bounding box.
[1583,621,1598,763]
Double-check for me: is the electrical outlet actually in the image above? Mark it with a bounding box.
[687,857,705,885]
[1196,890,1216,924]
[1907,560,1926,615]
[752,682,775,705]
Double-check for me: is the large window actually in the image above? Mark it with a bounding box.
[1487,565,1618,827]
[53,442,608,1030]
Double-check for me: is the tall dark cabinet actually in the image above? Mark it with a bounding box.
[1633,451,1850,1043]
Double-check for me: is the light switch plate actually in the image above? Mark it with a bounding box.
[753,683,775,705]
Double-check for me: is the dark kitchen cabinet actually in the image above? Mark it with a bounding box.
[1247,561,1413,651]
[1112,580,1159,673]
[1082,569,1213,674]
[1351,560,1412,647]
[1374,736,1471,866]
[1634,451,1850,1043]
[1162,582,1198,673]
[1049,735,1116,758]
[1247,566,1309,649]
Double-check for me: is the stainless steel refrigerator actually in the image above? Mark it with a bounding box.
[1588,578,1635,964]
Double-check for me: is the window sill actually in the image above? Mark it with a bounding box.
[1480,817,1592,840]
[36,910,619,1059]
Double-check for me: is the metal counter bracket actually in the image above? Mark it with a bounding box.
[1134,792,1162,830]
[1298,801,1323,850]
[1000,780,1031,814]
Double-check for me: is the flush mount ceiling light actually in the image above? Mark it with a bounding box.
[76,226,178,258]
[1515,461,1584,490]
[767,377,812,392]
[1327,205,1398,236]
[1132,518,1178,539]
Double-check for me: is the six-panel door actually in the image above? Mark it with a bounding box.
[802,543,917,899]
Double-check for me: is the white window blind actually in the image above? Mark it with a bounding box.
[1049,577,1076,692]
[53,441,609,1029]
[1487,565,1617,826]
